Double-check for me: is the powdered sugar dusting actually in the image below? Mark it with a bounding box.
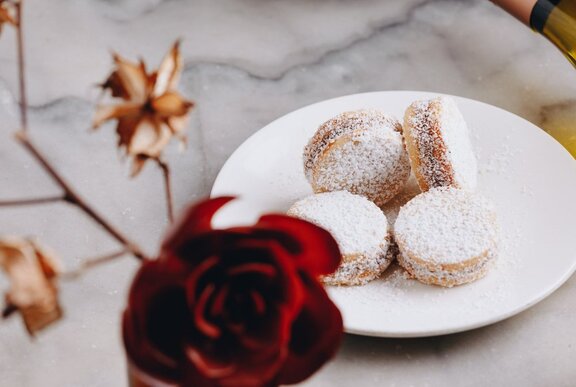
[382,175,421,229]
[304,109,402,177]
[304,110,411,206]
[381,175,422,262]
[439,97,478,189]
[405,97,477,191]
[395,187,498,265]
[479,142,519,177]
[287,191,390,285]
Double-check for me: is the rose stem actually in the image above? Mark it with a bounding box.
[15,0,27,132]
[0,195,64,207]
[15,131,149,261]
[60,249,129,280]
[157,159,174,223]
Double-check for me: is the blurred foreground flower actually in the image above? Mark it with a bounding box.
[0,0,16,34]
[93,41,194,176]
[123,197,343,386]
[0,237,62,336]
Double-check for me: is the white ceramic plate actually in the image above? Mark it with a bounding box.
[211,91,576,338]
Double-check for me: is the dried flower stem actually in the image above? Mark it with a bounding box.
[0,195,65,207]
[2,303,17,319]
[15,0,27,132]
[15,131,149,261]
[157,159,174,223]
[60,249,129,280]
[4,6,149,276]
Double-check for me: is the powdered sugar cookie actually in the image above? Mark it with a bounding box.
[288,191,391,286]
[394,187,498,287]
[403,97,477,192]
[304,110,411,207]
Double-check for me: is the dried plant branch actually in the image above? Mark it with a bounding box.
[2,303,17,319]
[15,0,27,132]
[157,159,174,223]
[0,195,64,207]
[15,131,149,261]
[60,249,129,280]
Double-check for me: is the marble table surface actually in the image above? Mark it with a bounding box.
[1,0,576,386]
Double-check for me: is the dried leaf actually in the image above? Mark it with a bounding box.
[94,41,194,176]
[0,237,63,336]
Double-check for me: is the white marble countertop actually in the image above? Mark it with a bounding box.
[1,0,576,386]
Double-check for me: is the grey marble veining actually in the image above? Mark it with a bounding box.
[1,0,576,386]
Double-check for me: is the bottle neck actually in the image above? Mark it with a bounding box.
[530,0,561,32]
[491,0,538,25]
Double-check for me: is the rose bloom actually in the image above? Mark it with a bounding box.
[123,197,343,387]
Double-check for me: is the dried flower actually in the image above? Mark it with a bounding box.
[0,236,62,336]
[93,41,194,176]
[0,0,17,34]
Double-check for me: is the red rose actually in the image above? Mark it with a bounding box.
[123,197,343,387]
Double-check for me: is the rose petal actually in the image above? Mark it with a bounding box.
[255,215,342,277]
[154,41,183,96]
[185,256,220,302]
[162,197,235,255]
[185,256,223,339]
[209,284,229,317]
[193,284,221,339]
[184,341,286,387]
[177,234,304,319]
[181,238,302,382]
[249,291,266,316]
[225,242,303,351]
[123,260,190,383]
[225,239,303,316]
[185,347,236,379]
[227,262,276,279]
[276,273,343,385]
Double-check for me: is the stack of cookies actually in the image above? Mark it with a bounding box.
[288,96,499,288]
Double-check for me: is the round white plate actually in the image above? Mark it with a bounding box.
[211,91,576,338]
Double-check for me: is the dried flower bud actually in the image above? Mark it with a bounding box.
[93,41,194,176]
